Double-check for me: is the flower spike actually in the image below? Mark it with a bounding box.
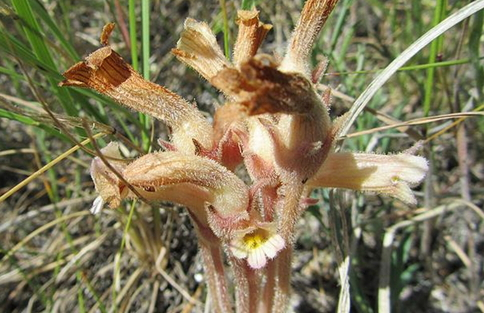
[59,3,430,312]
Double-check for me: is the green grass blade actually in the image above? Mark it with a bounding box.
[129,0,139,71]
[338,0,484,140]
[469,9,484,99]
[241,0,256,10]
[219,0,231,59]
[423,0,447,116]
[29,0,79,61]
[140,0,152,151]
[11,1,77,116]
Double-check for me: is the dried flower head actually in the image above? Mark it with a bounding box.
[60,1,428,311]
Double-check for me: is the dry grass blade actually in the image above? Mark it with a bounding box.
[4,211,91,259]
[0,133,105,203]
[55,232,109,283]
[0,196,95,233]
[336,257,350,313]
[345,112,484,139]
[115,267,144,311]
[378,202,464,313]
[155,248,202,306]
[444,235,472,268]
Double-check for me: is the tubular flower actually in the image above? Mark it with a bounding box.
[307,152,428,205]
[60,1,428,312]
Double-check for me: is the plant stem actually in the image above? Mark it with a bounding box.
[198,240,233,313]
[271,247,293,313]
[261,258,277,312]
[229,256,261,313]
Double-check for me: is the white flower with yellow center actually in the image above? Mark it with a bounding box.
[230,224,285,269]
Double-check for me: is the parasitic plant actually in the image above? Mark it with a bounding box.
[59,0,428,312]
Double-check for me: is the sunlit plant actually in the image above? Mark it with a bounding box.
[59,0,428,312]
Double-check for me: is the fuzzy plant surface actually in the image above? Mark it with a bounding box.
[59,0,428,312]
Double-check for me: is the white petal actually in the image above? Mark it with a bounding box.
[248,248,267,269]
[229,240,248,259]
[262,235,285,259]
[90,196,104,215]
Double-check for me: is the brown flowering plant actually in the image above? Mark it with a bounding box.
[60,0,428,312]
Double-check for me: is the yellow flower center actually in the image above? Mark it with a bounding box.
[243,229,270,249]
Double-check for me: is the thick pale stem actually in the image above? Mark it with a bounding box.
[198,241,233,313]
[278,182,305,242]
[260,259,277,313]
[271,247,293,313]
[280,0,340,76]
[258,183,303,313]
[229,256,261,313]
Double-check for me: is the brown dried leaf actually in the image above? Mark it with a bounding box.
[100,23,116,46]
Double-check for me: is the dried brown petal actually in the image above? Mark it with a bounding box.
[100,23,116,46]
[172,18,231,82]
[212,55,323,115]
[233,10,272,67]
[280,0,340,76]
[60,46,212,154]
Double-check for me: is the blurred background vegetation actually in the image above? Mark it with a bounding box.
[0,0,483,312]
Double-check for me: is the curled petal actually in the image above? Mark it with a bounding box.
[60,45,212,154]
[90,196,105,215]
[307,152,428,205]
[172,18,231,82]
